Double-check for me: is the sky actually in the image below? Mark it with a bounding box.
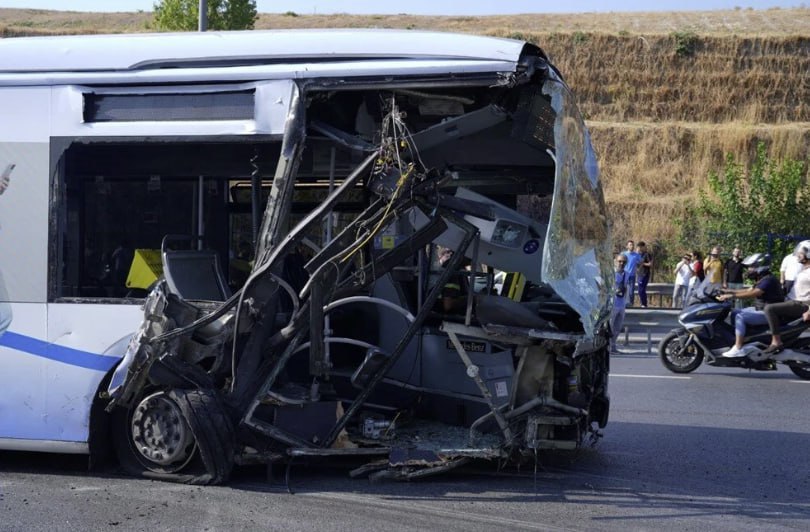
[0,0,803,15]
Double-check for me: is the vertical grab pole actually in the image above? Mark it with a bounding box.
[326,147,336,243]
[251,150,262,250]
[197,176,204,249]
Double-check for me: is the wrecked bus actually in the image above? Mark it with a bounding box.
[0,29,612,483]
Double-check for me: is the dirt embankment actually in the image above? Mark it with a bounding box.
[525,31,810,255]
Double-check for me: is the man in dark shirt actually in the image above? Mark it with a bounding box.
[718,255,783,357]
[723,247,745,288]
[723,247,746,309]
[636,241,653,308]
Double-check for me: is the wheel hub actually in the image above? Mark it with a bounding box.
[668,337,696,365]
[131,392,195,467]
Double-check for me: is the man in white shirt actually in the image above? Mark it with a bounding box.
[780,249,800,296]
[672,253,693,308]
[764,245,810,353]
[782,240,810,299]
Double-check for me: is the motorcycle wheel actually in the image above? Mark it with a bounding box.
[789,365,810,380]
[659,329,704,373]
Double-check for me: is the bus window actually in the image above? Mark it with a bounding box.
[50,140,281,301]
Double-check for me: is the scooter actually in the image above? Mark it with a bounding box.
[658,286,810,379]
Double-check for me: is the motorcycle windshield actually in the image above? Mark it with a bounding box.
[541,73,612,337]
[687,277,718,305]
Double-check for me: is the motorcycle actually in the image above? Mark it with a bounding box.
[658,283,810,379]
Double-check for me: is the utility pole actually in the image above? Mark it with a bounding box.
[198,0,208,31]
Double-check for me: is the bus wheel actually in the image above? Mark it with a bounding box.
[112,388,234,485]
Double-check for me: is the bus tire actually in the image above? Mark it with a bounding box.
[112,388,234,485]
[169,388,235,484]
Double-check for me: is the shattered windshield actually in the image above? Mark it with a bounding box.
[541,73,612,336]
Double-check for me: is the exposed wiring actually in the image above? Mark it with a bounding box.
[339,95,420,265]
[339,163,413,264]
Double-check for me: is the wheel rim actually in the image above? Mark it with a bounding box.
[664,334,700,368]
[130,391,196,472]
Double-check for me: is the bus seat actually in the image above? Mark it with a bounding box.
[162,247,231,302]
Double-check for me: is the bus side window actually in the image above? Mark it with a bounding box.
[53,141,281,301]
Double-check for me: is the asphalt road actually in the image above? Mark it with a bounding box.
[2,347,809,531]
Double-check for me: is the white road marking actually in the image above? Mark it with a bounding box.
[611,374,691,379]
[790,380,810,384]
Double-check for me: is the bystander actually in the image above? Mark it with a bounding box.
[673,252,693,308]
[610,254,629,353]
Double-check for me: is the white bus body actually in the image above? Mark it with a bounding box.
[0,30,611,479]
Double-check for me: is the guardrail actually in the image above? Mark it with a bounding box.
[622,308,681,354]
[629,283,677,309]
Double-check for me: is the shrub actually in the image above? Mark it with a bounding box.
[671,30,699,57]
[153,0,257,31]
[678,142,809,255]
[572,30,589,45]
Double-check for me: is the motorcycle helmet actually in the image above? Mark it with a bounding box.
[742,252,771,279]
[795,240,810,263]
[794,240,810,254]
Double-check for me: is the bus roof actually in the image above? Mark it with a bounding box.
[0,29,533,74]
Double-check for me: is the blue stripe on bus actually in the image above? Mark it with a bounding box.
[0,331,118,372]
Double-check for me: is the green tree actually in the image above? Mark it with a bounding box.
[153,0,257,31]
[678,142,809,256]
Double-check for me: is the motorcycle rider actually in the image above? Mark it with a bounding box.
[717,253,783,357]
[762,245,810,354]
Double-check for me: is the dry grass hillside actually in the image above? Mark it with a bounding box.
[2,7,809,268]
[2,7,810,36]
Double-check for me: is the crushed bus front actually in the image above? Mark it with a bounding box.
[104,36,612,484]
